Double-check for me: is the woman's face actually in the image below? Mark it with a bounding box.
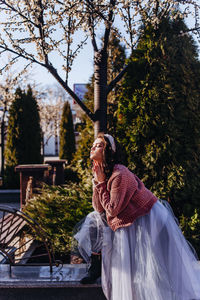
[90,138,105,162]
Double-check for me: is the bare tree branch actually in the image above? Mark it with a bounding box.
[0,45,46,68]
[85,0,108,22]
[85,0,98,52]
[106,64,129,95]
[37,0,49,65]
[0,0,39,28]
[103,0,116,52]
[45,63,95,121]
[184,26,200,33]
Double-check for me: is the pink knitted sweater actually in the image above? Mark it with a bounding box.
[92,164,157,231]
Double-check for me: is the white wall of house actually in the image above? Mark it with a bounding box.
[44,135,60,156]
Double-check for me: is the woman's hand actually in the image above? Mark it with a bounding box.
[93,160,106,183]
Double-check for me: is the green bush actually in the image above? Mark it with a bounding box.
[24,183,93,259]
[64,166,80,183]
[180,210,200,258]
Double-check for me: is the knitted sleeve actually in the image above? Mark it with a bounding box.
[93,171,137,217]
[92,180,105,213]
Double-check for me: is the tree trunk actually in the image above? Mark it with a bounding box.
[94,50,107,138]
[54,119,58,156]
[41,131,45,161]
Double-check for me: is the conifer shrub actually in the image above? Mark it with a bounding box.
[59,101,76,163]
[4,86,42,188]
[24,182,93,260]
[117,17,200,217]
[180,210,200,257]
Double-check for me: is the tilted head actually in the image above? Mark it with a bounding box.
[90,132,126,179]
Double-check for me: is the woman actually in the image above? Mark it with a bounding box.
[74,133,200,300]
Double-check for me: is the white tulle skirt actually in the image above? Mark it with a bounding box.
[74,201,200,300]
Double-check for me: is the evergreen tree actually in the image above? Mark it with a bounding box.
[59,101,76,163]
[117,17,200,217]
[5,86,42,187]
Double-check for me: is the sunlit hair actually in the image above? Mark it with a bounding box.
[96,132,126,179]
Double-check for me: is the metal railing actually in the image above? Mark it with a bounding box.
[0,205,61,274]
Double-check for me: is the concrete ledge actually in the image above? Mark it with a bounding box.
[0,287,106,300]
[0,264,88,282]
[0,264,106,300]
[0,281,101,288]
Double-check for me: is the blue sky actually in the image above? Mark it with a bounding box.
[0,6,199,92]
[30,41,94,90]
[31,21,200,92]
